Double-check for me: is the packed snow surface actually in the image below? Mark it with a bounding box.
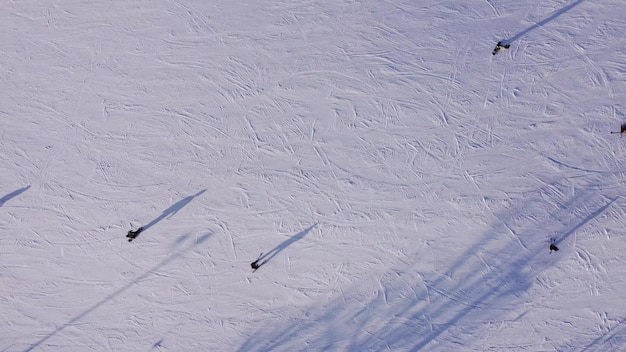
[2,0,626,351]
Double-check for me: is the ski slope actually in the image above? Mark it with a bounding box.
[2,0,626,350]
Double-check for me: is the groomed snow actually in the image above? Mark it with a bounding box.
[2,0,626,351]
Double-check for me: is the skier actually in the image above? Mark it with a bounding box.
[549,238,559,252]
[492,41,510,55]
[251,260,261,270]
[127,227,143,242]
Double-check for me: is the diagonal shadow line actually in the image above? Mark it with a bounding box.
[0,186,30,207]
[237,190,539,352]
[409,197,618,351]
[504,0,585,45]
[256,224,317,266]
[23,233,213,352]
[237,184,611,351]
[545,156,626,175]
[581,318,626,352]
[409,235,540,351]
[142,189,206,232]
[238,186,614,351]
[554,196,618,245]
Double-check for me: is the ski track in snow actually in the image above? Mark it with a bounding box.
[1,0,626,351]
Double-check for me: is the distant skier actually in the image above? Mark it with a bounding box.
[549,238,559,252]
[127,227,144,242]
[492,41,510,55]
[250,252,267,271]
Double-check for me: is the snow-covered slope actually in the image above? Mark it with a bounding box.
[2,0,625,351]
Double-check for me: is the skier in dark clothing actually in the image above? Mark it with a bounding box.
[127,227,143,242]
[549,238,559,252]
[250,252,267,271]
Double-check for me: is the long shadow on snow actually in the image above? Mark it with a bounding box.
[131,189,206,241]
[502,0,585,46]
[254,224,317,268]
[0,186,30,207]
[385,193,615,351]
[143,189,206,231]
[238,186,617,351]
[581,318,626,352]
[23,233,213,352]
[553,197,617,246]
[409,198,618,351]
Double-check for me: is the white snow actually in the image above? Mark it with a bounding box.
[2,0,626,351]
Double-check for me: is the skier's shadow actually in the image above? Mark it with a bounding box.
[253,224,317,269]
[131,189,206,240]
[552,196,618,247]
[0,186,30,207]
[501,0,584,46]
